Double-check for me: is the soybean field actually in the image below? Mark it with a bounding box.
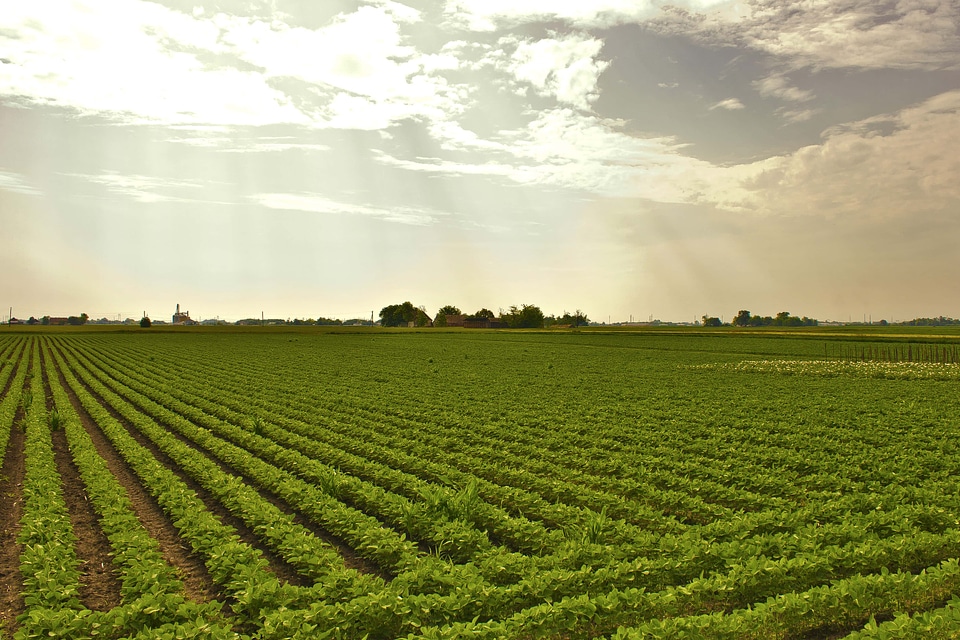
[0,327,959,639]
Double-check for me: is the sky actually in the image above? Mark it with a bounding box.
[2,0,959,324]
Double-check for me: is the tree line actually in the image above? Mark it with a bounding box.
[14,314,90,326]
[379,303,589,329]
[701,310,818,327]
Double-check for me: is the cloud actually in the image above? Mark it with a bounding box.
[690,0,960,72]
[74,172,211,203]
[379,91,960,221]
[777,107,821,123]
[463,1,960,73]
[380,108,772,207]
[710,98,745,110]
[739,90,960,216]
[0,1,308,126]
[207,5,471,130]
[502,34,610,110]
[442,0,735,31]
[0,1,467,131]
[0,170,40,196]
[752,73,817,122]
[753,74,815,102]
[252,193,446,226]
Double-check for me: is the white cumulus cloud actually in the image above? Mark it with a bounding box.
[505,34,610,110]
[739,91,960,216]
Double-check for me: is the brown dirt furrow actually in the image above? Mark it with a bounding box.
[266,486,391,580]
[41,349,122,612]
[54,367,216,603]
[153,411,388,580]
[57,345,389,578]
[0,350,29,632]
[0,423,26,632]
[49,428,122,611]
[58,358,307,587]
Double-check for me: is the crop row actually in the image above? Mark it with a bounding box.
[17,339,86,636]
[28,339,237,638]
[76,336,960,563]
[0,338,28,469]
[609,559,960,639]
[105,335,958,538]
[48,340,313,632]
[66,338,573,558]
[53,334,960,637]
[75,336,696,544]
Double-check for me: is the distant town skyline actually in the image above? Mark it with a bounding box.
[3,1,959,324]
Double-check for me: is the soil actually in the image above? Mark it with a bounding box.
[53,342,389,579]
[54,351,308,587]
[0,345,28,633]
[0,410,27,633]
[53,360,218,603]
[49,428,123,610]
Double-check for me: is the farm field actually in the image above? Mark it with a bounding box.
[0,326,959,638]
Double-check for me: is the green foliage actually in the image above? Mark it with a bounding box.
[732,309,817,327]
[66,313,88,326]
[380,301,431,327]
[500,303,545,328]
[433,306,461,327]
[5,327,959,639]
[48,408,61,431]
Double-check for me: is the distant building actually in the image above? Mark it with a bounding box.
[445,314,466,327]
[463,317,505,329]
[172,304,195,325]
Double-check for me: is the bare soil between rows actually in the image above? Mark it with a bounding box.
[52,355,218,604]
[54,348,307,587]
[0,344,29,632]
[0,400,27,632]
[67,343,387,580]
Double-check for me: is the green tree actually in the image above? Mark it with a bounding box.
[702,315,722,327]
[434,305,461,327]
[470,308,495,320]
[733,310,751,327]
[379,301,417,327]
[379,302,431,327]
[558,310,589,327]
[140,316,152,328]
[502,304,544,329]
